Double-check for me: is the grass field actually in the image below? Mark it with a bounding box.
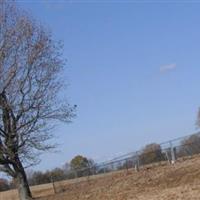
[1,155,200,200]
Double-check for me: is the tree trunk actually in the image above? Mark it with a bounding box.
[15,161,32,200]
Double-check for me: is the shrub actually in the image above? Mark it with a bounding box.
[139,143,164,165]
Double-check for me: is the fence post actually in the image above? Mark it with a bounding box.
[103,165,106,174]
[93,166,96,175]
[134,155,140,172]
[51,176,56,194]
[125,159,128,172]
[135,163,139,172]
[170,141,176,164]
[165,150,170,164]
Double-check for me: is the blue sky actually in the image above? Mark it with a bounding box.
[16,1,200,171]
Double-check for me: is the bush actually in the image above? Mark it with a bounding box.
[51,168,66,182]
[139,143,164,165]
[178,134,200,157]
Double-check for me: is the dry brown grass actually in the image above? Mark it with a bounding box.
[2,155,200,200]
[0,183,55,200]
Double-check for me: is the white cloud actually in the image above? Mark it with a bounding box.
[160,63,177,73]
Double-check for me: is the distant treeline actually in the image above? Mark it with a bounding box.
[1,133,200,191]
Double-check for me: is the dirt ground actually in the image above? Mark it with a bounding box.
[2,155,200,200]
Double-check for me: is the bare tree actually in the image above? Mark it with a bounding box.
[0,1,75,199]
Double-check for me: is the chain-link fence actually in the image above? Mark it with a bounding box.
[2,132,200,199]
[2,132,200,196]
[51,131,200,193]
